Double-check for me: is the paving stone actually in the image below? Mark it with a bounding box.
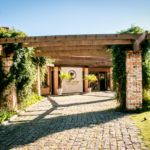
[0,91,148,150]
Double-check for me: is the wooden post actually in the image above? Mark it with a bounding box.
[84,68,88,92]
[53,67,58,94]
[49,66,52,94]
[104,72,107,90]
[98,73,101,90]
[46,66,50,86]
[110,68,113,90]
[37,65,41,95]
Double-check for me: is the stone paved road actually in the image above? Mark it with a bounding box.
[0,91,149,150]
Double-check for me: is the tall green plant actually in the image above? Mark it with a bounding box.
[109,25,150,110]
[58,71,72,88]
[83,74,98,88]
[0,28,54,108]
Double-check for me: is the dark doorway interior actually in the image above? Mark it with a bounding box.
[51,71,54,94]
[100,73,105,90]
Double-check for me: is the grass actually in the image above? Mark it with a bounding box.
[0,93,43,124]
[130,90,150,149]
[22,93,43,109]
[0,109,18,124]
[130,111,150,149]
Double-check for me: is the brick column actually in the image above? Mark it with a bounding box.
[1,53,17,110]
[126,51,142,110]
[84,68,88,92]
[110,68,113,91]
[53,67,58,94]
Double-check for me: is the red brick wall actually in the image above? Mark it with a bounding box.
[1,53,18,110]
[126,51,142,110]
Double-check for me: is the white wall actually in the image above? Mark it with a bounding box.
[61,67,83,93]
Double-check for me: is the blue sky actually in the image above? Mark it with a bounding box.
[1,0,150,36]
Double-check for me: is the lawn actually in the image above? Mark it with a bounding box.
[131,111,150,149]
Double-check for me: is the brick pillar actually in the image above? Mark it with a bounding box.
[53,67,58,94]
[1,53,18,110]
[126,51,142,110]
[33,65,41,95]
[84,68,88,92]
[110,68,113,91]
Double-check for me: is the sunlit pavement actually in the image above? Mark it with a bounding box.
[0,91,148,150]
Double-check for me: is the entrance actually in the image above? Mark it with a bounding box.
[100,73,105,90]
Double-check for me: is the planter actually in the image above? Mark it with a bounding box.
[87,88,92,93]
[57,88,63,95]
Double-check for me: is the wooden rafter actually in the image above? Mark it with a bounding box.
[133,31,148,53]
[22,39,132,47]
[34,49,108,53]
[34,50,112,57]
[35,45,107,50]
[49,56,111,61]
[54,62,112,67]
[0,34,150,44]
[54,59,111,64]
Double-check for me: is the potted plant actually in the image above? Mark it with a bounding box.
[83,74,98,92]
[57,71,72,95]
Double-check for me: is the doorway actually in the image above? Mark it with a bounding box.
[100,73,105,90]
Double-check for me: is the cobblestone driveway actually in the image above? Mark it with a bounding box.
[0,92,148,150]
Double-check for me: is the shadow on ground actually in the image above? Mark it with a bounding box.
[0,96,130,149]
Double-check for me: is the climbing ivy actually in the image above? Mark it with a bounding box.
[0,28,54,108]
[109,25,150,110]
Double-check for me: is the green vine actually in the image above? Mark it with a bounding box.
[109,25,150,110]
[0,28,54,108]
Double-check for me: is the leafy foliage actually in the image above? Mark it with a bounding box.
[0,28,54,108]
[109,25,150,110]
[58,71,72,88]
[32,57,55,85]
[83,74,98,88]
[22,93,43,109]
[0,109,18,124]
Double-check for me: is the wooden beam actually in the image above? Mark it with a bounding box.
[34,50,112,57]
[23,39,133,47]
[55,59,111,64]
[0,34,150,44]
[133,31,148,53]
[35,45,107,50]
[54,63,112,67]
[54,62,112,67]
[89,68,110,72]
[35,49,108,53]
[50,56,111,61]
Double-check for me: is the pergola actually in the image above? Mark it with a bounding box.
[0,32,150,110]
[0,33,149,67]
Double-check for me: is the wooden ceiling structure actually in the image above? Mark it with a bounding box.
[0,32,149,67]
